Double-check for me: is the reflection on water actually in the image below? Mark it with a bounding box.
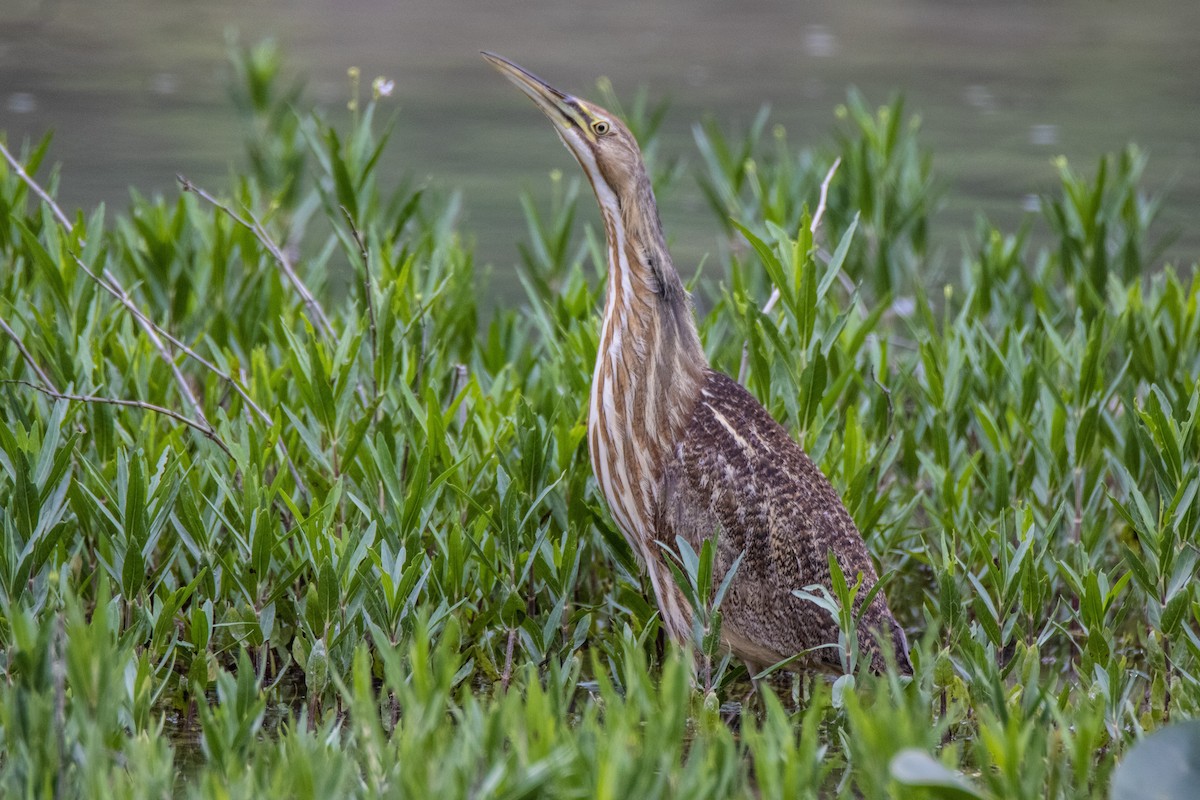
[2,0,1197,296]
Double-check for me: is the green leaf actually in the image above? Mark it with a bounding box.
[890,749,989,799]
[821,214,859,298]
[830,672,854,708]
[1144,386,1183,483]
[799,352,828,432]
[121,545,145,598]
[123,453,149,549]
[1111,721,1200,800]
[1162,589,1191,637]
[318,557,339,633]
[1076,402,1100,463]
[326,128,357,220]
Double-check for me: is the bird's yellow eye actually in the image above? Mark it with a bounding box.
[592,120,611,136]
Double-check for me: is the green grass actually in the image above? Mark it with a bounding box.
[0,41,1197,798]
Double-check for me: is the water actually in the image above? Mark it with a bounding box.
[3,0,1198,296]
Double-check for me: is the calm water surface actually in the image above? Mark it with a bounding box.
[3,0,1198,294]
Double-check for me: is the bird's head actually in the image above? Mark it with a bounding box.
[484,52,702,355]
[483,53,646,209]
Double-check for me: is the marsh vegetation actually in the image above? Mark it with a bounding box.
[1,42,1198,798]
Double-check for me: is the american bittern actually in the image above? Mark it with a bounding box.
[485,53,910,677]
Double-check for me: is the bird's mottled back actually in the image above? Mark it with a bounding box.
[660,370,910,674]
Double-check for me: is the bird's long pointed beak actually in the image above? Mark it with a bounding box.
[482,52,589,135]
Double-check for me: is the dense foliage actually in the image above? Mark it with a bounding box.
[0,42,1197,798]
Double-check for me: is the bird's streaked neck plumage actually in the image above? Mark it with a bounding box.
[569,119,707,626]
[485,53,706,630]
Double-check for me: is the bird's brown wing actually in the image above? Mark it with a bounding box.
[658,369,906,673]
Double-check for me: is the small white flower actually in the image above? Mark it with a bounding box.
[373,77,395,99]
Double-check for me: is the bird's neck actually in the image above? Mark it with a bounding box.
[586,176,707,549]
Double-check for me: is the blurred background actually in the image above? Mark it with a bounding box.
[2,0,1198,287]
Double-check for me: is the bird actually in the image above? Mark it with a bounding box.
[484,53,910,678]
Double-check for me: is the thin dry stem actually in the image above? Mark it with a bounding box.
[341,205,378,398]
[69,239,305,493]
[2,142,270,425]
[0,140,76,234]
[67,251,307,495]
[0,313,59,392]
[52,617,67,800]
[94,263,210,429]
[739,157,842,384]
[2,141,211,427]
[179,175,333,339]
[811,158,840,237]
[180,175,371,421]
[501,626,518,692]
[449,363,469,429]
[760,156,841,318]
[85,251,272,422]
[7,379,233,458]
